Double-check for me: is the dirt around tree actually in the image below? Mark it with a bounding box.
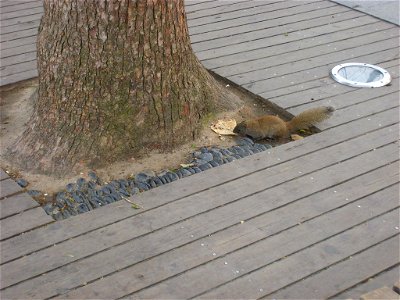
[1,75,283,195]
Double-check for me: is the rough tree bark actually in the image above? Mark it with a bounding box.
[8,0,226,176]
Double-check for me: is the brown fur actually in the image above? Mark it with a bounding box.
[233,106,334,140]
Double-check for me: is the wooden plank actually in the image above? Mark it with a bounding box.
[186,0,248,15]
[334,265,400,299]
[1,51,36,66]
[189,1,339,35]
[187,1,284,22]
[0,12,42,28]
[1,128,397,295]
[213,27,398,80]
[0,44,36,59]
[1,106,397,265]
[0,193,39,219]
[0,207,53,241]
[192,10,364,52]
[0,6,43,21]
[0,68,38,86]
[0,179,22,199]
[195,15,377,60]
[266,237,400,299]
[0,60,37,77]
[277,62,399,112]
[263,55,399,109]
[228,37,398,88]
[122,208,400,299]
[190,1,341,43]
[0,169,9,180]
[360,286,400,300]
[0,0,42,14]
[0,35,36,50]
[1,19,40,35]
[202,20,392,69]
[43,162,400,299]
[0,0,39,8]
[186,213,400,300]
[0,27,38,43]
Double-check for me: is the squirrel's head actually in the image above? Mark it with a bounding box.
[233,121,247,135]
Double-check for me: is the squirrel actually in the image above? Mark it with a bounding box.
[233,106,335,140]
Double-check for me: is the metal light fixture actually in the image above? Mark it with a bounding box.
[330,63,391,88]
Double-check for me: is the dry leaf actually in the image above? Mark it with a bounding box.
[180,163,194,168]
[210,119,237,136]
[291,134,304,141]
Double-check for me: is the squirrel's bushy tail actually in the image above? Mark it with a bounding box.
[286,106,335,132]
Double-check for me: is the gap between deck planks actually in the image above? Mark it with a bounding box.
[1,101,398,265]
[1,125,398,297]
[66,188,400,299]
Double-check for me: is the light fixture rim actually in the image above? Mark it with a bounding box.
[330,62,391,88]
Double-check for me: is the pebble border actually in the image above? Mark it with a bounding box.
[22,138,271,220]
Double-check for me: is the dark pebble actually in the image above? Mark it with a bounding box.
[153,177,163,186]
[65,183,75,193]
[62,209,71,218]
[159,175,168,184]
[209,160,219,167]
[27,190,42,197]
[119,188,130,197]
[197,152,213,162]
[237,137,254,146]
[220,149,233,156]
[16,178,28,188]
[131,187,140,195]
[149,179,157,188]
[77,203,90,213]
[187,168,196,174]
[43,203,54,215]
[194,159,208,166]
[233,154,242,159]
[103,196,114,204]
[176,170,183,179]
[167,172,179,182]
[192,151,202,158]
[76,177,86,187]
[200,147,208,153]
[199,163,212,171]
[135,172,152,183]
[101,186,112,195]
[180,168,192,177]
[193,167,202,173]
[137,182,150,191]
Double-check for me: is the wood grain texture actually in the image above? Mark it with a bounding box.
[0,206,53,241]
[0,193,39,219]
[0,179,22,199]
[0,1,399,298]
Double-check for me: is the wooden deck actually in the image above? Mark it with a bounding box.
[1,0,399,299]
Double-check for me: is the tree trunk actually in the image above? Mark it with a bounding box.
[8,0,224,176]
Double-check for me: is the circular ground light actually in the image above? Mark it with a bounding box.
[330,63,391,88]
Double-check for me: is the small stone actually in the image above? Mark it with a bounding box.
[209,160,219,167]
[130,187,140,195]
[237,137,254,146]
[192,167,202,173]
[135,172,152,184]
[27,190,42,197]
[16,178,28,188]
[200,147,208,153]
[199,163,212,171]
[180,168,192,177]
[194,159,208,166]
[43,203,54,215]
[225,156,235,162]
[187,168,196,174]
[166,172,179,181]
[159,176,168,184]
[76,177,87,188]
[136,182,150,191]
[197,152,213,162]
[220,149,233,156]
[149,180,157,188]
[65,183,76,193]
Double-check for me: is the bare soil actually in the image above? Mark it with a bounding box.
[0,76,284,196]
